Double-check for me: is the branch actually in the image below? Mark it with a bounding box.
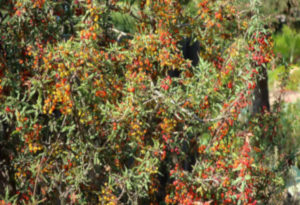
[110,28,133,42]
[153,90,227,123]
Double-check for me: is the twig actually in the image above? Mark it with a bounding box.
[110,28,133,42]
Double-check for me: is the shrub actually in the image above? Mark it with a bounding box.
[0,0,291,204]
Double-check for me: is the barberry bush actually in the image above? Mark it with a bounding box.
[0,0,292,204]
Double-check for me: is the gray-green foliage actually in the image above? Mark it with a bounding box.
[260,0,289,16]
[260,0,300,16]
[111,12,137,33]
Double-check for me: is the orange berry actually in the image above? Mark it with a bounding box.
[128,87,135,93]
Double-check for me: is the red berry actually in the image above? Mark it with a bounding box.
[5,106,11,112]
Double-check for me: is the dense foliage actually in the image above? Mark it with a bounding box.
[273,25,300,64]
[0,0,292,204]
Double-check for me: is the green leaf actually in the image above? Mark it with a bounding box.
[232,177,242,185]
[244,175,251,180]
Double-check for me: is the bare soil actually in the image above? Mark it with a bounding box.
[270,89,300,104]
